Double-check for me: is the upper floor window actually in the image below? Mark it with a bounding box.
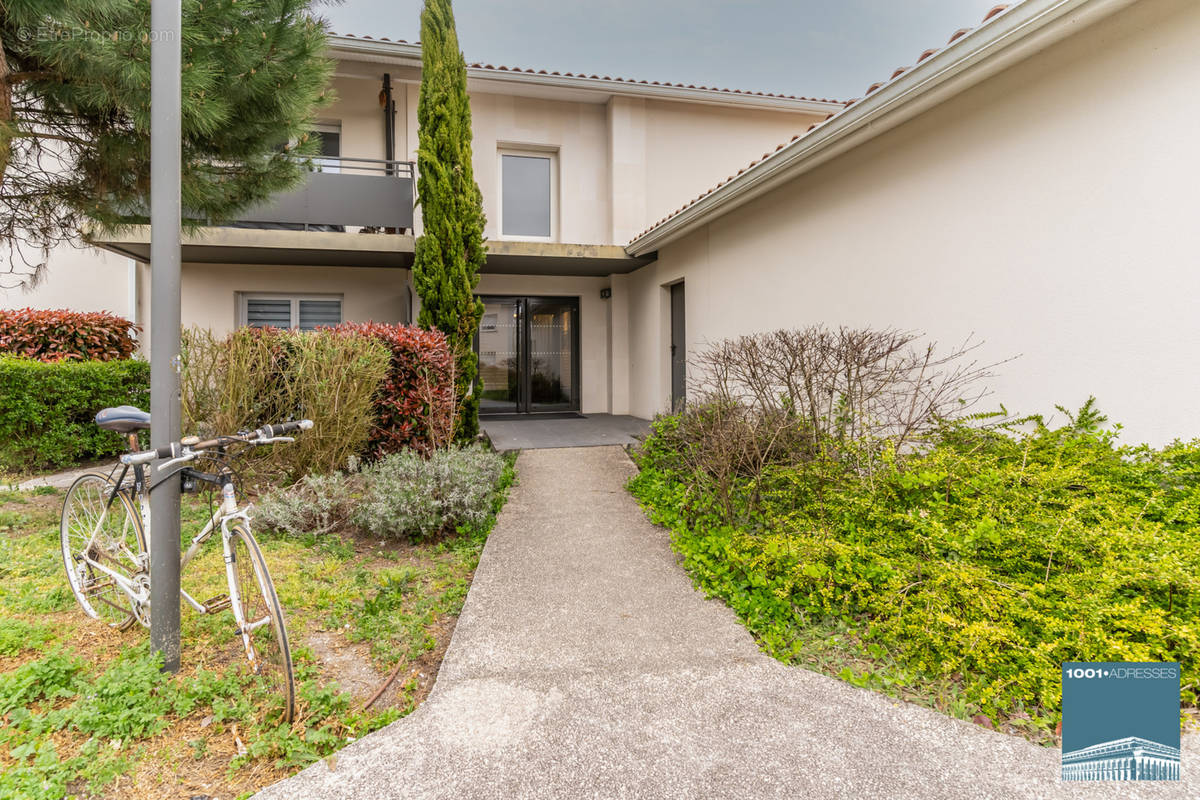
[241,293,343,330]
[499,149,556,240]
[313,122,342,173]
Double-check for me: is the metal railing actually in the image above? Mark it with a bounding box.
[231,156,415,232]
[303,156,414,177]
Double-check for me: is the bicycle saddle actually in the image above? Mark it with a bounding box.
[95,405,152,433]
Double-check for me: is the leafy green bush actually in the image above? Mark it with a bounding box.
[632,399,1200,734]
[181,327,391,480]
[0,356,149,472]
[256,446,506,541]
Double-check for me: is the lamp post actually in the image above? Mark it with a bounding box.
[149,0,183,673]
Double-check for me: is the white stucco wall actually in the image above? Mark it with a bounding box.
[172,263,410,336]
[641,99,822,238]
[397,84,825,245]
[327,74,401,165]
[625,0,1200,445]
[1,245,135,321]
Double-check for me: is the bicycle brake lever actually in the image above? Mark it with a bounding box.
[157,452,198,472]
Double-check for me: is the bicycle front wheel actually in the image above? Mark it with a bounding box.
[60,472,147,630]
[227,522,295,724]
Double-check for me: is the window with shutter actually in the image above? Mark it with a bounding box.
[246,298,293,328]
[298,299,342,330]
[240,294,343,329]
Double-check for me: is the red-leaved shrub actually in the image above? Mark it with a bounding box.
[0,307,138,362]
[332,322,455,456]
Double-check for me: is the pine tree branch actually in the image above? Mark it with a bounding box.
[4,71,57,85]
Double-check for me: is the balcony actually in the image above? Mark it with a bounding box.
[87,156,655,275]
[233,157,414,232]
[88,158,417,268]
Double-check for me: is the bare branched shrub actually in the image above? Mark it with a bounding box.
[694,326,997,451]
[663,326,1006,511]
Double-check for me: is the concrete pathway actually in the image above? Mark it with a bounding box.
[13,462,115,491]
[256,447,1197,799]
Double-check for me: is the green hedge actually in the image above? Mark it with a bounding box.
[0,356,150,473]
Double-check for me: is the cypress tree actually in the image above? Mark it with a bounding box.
[412,0,486,441]
[0,0,333,284]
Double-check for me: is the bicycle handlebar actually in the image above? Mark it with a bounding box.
[119,419,313,466]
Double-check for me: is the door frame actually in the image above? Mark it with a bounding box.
[476,294,581,415]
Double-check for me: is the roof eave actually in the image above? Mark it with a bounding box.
[625,0,1139,257]
[325,35,844,113]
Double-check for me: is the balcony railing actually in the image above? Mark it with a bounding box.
[232,157,414,232]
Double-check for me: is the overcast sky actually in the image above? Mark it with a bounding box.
[322,1,1006,100]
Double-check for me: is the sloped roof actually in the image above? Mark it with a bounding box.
[329,33,843,106]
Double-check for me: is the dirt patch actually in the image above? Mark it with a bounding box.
[306,611,457,712]
[308,630,387,700]
[408,614,457,707]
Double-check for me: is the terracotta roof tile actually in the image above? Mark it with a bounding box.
[983,5,1010,23]
[331,34,843,104]
[459,60,846,102]
[629,2,1016,244]
[334,33,414,44]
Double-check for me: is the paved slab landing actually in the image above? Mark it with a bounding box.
[256,446,1198,799]
[481,413,650,451]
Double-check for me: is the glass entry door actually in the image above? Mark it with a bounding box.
[477,296,579,414]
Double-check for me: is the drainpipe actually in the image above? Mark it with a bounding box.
[381,73,396,175]
[126,258,139,345]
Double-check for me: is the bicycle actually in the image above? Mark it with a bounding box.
[59,405,312,723]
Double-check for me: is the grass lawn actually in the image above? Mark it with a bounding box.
[0,453,516,799]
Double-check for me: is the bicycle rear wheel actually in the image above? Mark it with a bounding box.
[60,473,148,630]
[227,522,295,723]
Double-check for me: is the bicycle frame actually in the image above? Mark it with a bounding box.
[97,457,274,660]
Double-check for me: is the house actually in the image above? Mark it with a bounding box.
[4,0,1197,444]
[2,29,838,418]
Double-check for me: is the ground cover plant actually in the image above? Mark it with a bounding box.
[0,452,516,798]
[630,327,1200,742]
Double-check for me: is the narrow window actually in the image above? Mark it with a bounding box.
[499,150,555,239]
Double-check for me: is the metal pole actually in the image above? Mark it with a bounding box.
[149,0,182,673]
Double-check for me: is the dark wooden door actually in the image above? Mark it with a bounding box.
[670,282,686,411]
